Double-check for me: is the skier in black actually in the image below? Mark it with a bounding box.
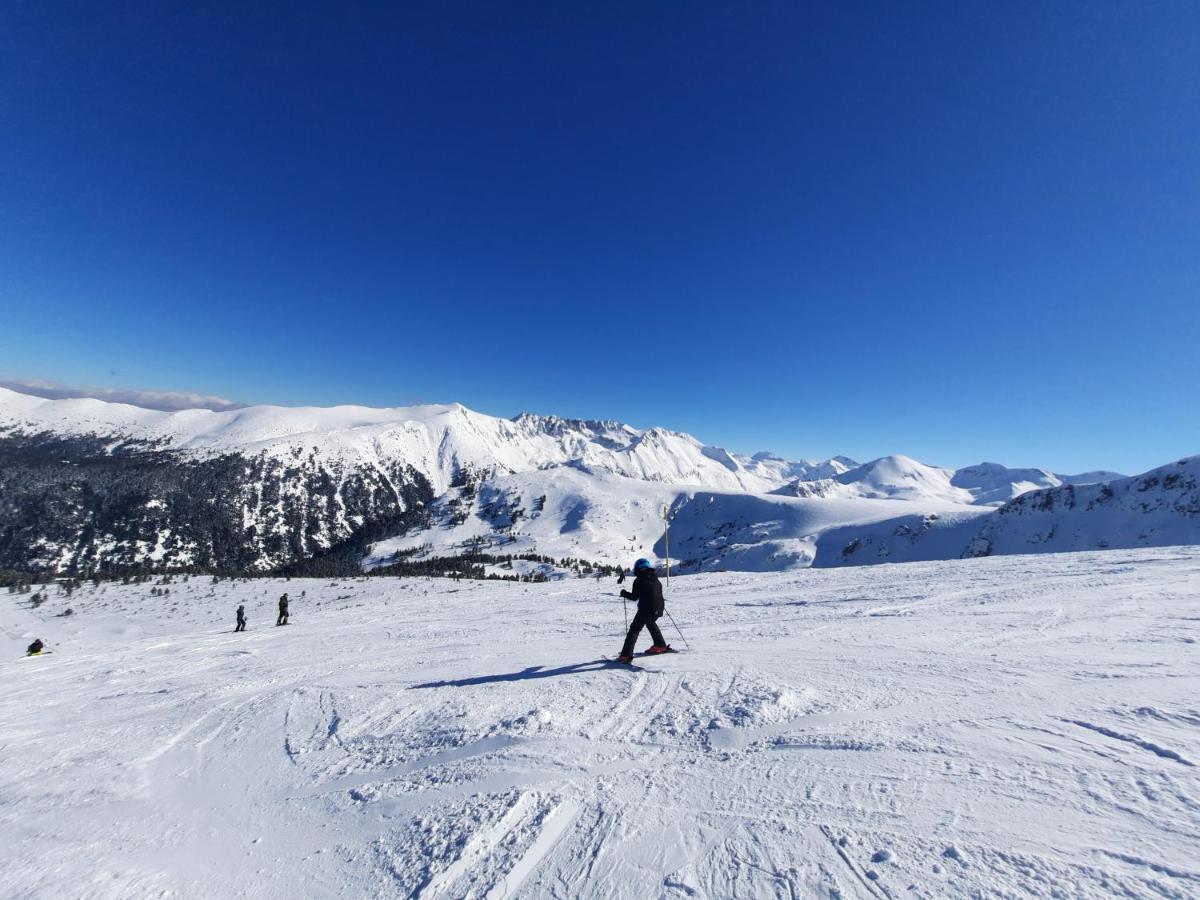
[26,638,44,656]
[616,568,626,585]
[235,604,247,632]
[276,594,289,626]
[617,558,671,662]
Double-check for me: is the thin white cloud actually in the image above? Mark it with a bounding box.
[0,377,246,412]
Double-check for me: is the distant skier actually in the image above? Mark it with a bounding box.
[616,559,671,663]
[26,638,44,656]
[235,604,246,632]
[616,568,626,585]
[276,594,289,626]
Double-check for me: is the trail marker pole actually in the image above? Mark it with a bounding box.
[663,505,671,587]
[660,504,688,649]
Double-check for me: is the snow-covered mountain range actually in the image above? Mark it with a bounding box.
[0,385,1192,576]
[819,456,1200,567]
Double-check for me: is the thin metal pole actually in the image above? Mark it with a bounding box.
[663,505,671,587]
[664,609,690,651]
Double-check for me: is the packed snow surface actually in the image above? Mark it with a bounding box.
[4,547,1200,898]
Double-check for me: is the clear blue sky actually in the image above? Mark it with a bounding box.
[2,2,1197,474]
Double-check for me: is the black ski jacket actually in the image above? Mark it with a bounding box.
[621,570,664,616]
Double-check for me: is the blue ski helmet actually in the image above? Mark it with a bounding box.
[633,558,653,572]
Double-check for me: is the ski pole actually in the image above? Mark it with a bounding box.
[622,593,628,633]
[664,609,690,651]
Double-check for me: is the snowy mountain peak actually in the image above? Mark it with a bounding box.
[828,455,966,502]
[950,462,1062,505]
[509,412,630,438]
[774,455,1122,507]
[1,384,1189,579]
[0,386,800,494]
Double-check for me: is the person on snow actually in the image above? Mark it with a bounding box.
[235,604,247,632]
[617,558,671,663]
[26,638,44,656]
[276,594,289,626]
[616,568,626,585]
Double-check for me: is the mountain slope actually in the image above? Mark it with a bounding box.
[776,456,1129,508]
[0,388,832,494]
[0,387,1188,577]
[0,429,434,574]
[365,468,985,577]
[816,456,1200,566]
[0,387,842,574]
[950,462,1062,504]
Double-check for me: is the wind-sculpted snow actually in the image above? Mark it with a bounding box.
[3,548,1199,897]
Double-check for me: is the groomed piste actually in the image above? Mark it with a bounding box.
[3,547,1200,897]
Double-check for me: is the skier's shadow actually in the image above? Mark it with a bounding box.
[411,659,625,689]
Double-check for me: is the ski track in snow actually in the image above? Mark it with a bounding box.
[3,547,1200,898]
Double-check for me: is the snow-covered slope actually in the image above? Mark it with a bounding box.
[4,547,1199,897]
[743,451,858,484]
[366,468,987,576]
[0,387,847,574]
[951,463,1128,504]
[366,467,683,573]
[776,456,1130,508]
[1059,469,1127,485]
[655,490,988,572]
[0,387,828,495]
[950,461,1063,504]
[835,455,965,501]
[3,386,1191,578]
[817,456,1200,566]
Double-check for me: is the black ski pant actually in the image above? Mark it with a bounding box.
[621,607,666,657]
[276,611,288,626]
[235,620,246,632]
